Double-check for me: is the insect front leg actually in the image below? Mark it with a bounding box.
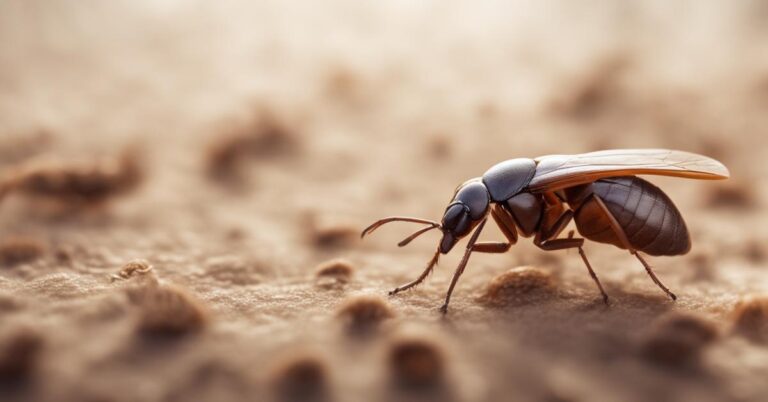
[439,218,488,314]
[388,248,440,296]
[469,204,519,254]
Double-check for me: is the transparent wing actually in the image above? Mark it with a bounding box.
[528,149,729,192]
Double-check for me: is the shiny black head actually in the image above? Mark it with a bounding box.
[438,180,490,253]
[360,157,536,256]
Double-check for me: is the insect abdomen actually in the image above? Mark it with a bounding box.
[573,177,691,256]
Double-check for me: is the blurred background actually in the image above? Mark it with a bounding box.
[1,1,768,401]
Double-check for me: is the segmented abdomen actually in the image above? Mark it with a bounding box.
[574,176,691,256]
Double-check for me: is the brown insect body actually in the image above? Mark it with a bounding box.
[362,149,729,313]
[568,177,690,256]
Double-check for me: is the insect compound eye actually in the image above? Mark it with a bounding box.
[454,181,490,220]
[441,203,466,230]
[452,212,472,237]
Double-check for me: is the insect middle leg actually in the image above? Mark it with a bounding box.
[534,207,610,304]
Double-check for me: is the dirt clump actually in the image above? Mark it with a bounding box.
[731,295,768,343]
[314,259,354,289]
[0,236,45,267]
[0,326,44,384]
[638,312,718,367]
[478,266,557,307]
[336,295,395,335]
[268,353,331,402]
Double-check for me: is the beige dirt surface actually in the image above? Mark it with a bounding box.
[2,1,768,402]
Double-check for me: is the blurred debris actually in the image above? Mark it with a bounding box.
[0,326,44,384]
[304,213,358,249]
[0,146,143,209]
[424,134,453,160]
[110,259,154,282]
[165,360,250,402]
[314,259,354,289]
[549,57,630,120]
[388,335,447,391]
[324,66,369,108]
[703,180,758,209]
[336,294,394,335]
[731,295,768,343]
[0,293,22,313]
[0,236,45,267]
[128,281,209,337]
[205,108,299,182]
[638,312,718,367]
[743,239,767,264]
[478,266,557,307]
[268,353,331,402]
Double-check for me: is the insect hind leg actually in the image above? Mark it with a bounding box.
[590,195,677,301]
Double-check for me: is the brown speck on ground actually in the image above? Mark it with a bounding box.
[268,353,331,402]
[744,240,767,264]
[314,259,354,289]
[205,108,298,183]
[425,134,453,160]
[0,326,43,384]
[638,312,718,367]
[702,180,757,209]
[132,283,209,337]
[0,146,143,210]
[110,259,153,282]
[306,217,359,249]
[387,335,447,391]
[478,266,557,307]
[336,295,395,335]
[731,295,768,343]
[0,236,45,267]
[548,56,630,120]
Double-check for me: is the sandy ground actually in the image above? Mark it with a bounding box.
[1,1,768,401]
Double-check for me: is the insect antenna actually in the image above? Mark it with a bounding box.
[397,223,440,247]
[360,216,442,239]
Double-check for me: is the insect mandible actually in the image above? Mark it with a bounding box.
[361,149,729,313]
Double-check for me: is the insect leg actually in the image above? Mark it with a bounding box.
[634,252,677,301]
[578,246,609,305]
[591,195,677,301]
[491,204,518,245]
[534,236,610,304]
[388,248,440,296]
[439,218,488,314]
[534,208,610,304]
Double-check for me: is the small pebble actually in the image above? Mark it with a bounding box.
[336,295,394,334]
[0,236,45,267]
[639,312,718,367]
[0,326,44,383]
[703,181,757,209]
[478,266,556,307]
[133,283,209,337]
[731,295,768,343]
[111,259,154,282]
[268,353,330,402]
[314,259,354,289]
[388,336,446,390]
